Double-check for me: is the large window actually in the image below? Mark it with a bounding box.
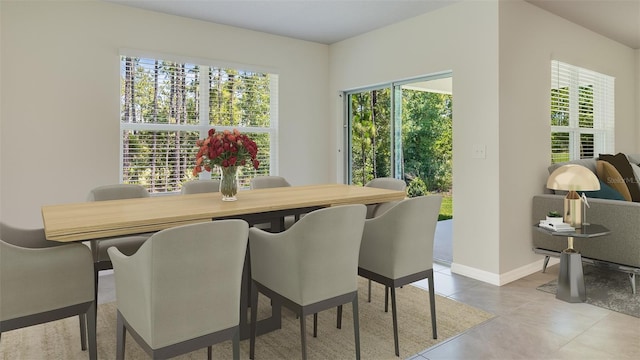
[550,60,614,163]
[120,51,277,193]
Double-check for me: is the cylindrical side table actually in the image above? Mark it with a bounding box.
[535,224,610,303]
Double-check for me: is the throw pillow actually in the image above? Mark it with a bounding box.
[631,163,640,185]
[582,179,625,201]
[595,160,632,201]
[598,153,640,202]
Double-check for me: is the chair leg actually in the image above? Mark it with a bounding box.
[87,302,97,360]
[116,311,126,360]
[428,273,438,339]
[390,287,399,357]
[250,282,259,360]
[207,346,212,360]
[367,279,372,302]
[299,314,307,360]
[542,256,550,273]
[313,313,318,338]
[232,329,240,360]
[630,273,637,295]
[352,294,361,360]
[384,286,389,313]
[79,314,87,351]
[337,305,342,329]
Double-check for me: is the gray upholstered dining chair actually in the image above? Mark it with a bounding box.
[356,195,441,357]
[362,177,407,302]
[0,223,97,359]
[86,184,152,295]
[250,175,291,189]
[181,179,221,194]
[108,220,249,360]
[364,177,407,218]
[250,176,296,230]
[248,204,367,360]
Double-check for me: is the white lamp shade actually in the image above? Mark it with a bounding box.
[546,164,600,192]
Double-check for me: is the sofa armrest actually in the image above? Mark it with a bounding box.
[532,194,640,269]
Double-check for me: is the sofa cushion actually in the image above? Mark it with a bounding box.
[599,153,640,202]
[596,160,632,201]
[582,179,626,201]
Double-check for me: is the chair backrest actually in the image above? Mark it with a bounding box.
[108,220,249,349]
[87,184,150,201]
[249,204,366,305]
[364,177,407,218]
[0,222,58,248]
[180,179,221,194]
[359,195,442,279]
[250,176,291,189]
[364,177,407,191]
[1,224,94,323]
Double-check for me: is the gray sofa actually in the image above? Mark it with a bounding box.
[532,155,640,294]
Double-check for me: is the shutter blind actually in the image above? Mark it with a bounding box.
[120,54,276,193]
[550,60,614,164]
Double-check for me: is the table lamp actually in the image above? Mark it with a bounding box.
[546,164,600,228]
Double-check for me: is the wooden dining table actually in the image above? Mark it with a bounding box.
[41,183,406,339]
[42,183,405,242]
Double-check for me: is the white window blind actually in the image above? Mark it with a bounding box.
[120,52,278,193]
[550,60,614,163]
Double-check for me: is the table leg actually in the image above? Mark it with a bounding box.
[556,249,586,303]
[239,247,282,340]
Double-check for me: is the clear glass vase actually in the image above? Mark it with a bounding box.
[219,165,239,201]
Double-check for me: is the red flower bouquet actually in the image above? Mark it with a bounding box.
[193,128,259,176]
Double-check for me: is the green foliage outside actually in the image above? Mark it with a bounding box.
[406,178,451,220]
[350,90,392,185]
[402,90,452,192]
[120,57,273,192]
[550,85,595,164]
[407,177,427,197]
[349,85,453,221]
[350,88,452,194]
[439,194,453,221]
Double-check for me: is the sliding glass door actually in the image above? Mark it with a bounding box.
[345,73,452,196]
[347,86,392,186]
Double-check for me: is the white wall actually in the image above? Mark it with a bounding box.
[498,1,637,279]
[329,0,503,280]
[329,0,638,283]
[0,0,330,228]
[637,49,640,146]
[0,4,3,227]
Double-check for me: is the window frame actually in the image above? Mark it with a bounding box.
[550,60,614,163]
[119,49,279,193]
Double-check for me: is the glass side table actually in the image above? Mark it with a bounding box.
[534,224,610,303]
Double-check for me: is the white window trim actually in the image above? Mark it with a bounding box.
[119,49,279,190]
[550,60,614,162]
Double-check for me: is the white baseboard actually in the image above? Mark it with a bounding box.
[451,257,560,286]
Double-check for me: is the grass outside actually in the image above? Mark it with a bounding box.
[438,193,452,221]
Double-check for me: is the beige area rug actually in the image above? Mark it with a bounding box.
[1,279,494,360]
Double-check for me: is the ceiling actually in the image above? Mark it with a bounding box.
[526,0,640,49]
[106,0,640,49]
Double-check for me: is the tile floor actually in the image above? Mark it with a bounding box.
[409,262,640,360]
[98,259,639,360]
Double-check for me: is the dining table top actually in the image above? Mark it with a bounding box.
[41,183,406,242]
